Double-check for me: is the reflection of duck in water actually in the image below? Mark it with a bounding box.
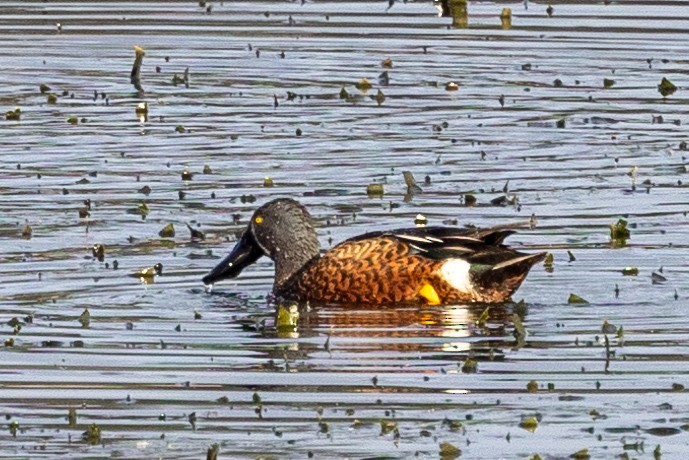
[203,199,545,306]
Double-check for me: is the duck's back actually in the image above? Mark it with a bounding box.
[278,226,545,306]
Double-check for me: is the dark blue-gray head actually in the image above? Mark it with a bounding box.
[202,198,320,289]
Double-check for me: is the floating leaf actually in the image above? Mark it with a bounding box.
[79,308,90,328]
[5,107,21,121]
[461,358,477,373]
[158,223,175,238]
[568,293,588,304]
[21,224,32,239]
[82,423,102,445]
[439,441,461,459]
[519,416,538,432]
[366,183,384,197]
[603,78,616,89]
[610,218,630,246]
[658,77,677,97]
[355,78,372,92]
[68,408,77,427]
[570,449,590,459]
[500,7,512,29]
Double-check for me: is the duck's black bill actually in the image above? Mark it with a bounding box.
[202,230,263,285]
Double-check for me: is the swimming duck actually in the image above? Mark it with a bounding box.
[202,198,546,305]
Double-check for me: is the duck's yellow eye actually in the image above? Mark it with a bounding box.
[255,216,263,225]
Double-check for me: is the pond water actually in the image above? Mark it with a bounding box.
[1,1,689,458]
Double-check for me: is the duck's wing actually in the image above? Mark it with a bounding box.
[342,225,525,261]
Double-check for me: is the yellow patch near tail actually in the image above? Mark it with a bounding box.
[418,283,441,305]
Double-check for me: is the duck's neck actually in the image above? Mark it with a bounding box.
[271,227,320,291]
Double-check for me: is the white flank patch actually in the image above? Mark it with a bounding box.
[439,259,474,293]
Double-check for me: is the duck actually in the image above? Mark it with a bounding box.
[202,198,546,306]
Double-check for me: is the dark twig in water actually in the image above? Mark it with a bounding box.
[131,45,145,95]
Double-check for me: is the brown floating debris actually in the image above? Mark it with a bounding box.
[603,78,616,89]
[381,57,393,68]
[374,89,385,106]
[92,244,105,261]
[47,93,58,104]
[82,423,102,445]
[609,218,630,246]
[21,224,32,239]
[40,84,51,94]
[181,168,193,180]
[263,176,274,187]
[186,223,205,240]
[445,81,460,91]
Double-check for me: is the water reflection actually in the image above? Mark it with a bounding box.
[265,302,518,358]
[435,0,469,27]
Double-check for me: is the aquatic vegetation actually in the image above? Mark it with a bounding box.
[519,416,538,432]
[21,224,32,239]
[82,423,102,445]
[461,358,477,373]
[439,441,461,459]
[5,107,21,121]
[355,78,372,92]
[158,223,175,238]
[366,183,384,197]
[500,7,512,29]
[658,77,677,97]
[186,223,205,240]
[609,218,630,246]
[568,293,588,304]
[67,408,77,427]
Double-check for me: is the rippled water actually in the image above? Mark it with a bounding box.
[1,1,689,458]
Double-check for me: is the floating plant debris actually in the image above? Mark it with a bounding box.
[568,293,589,304]
[439,441,461,459]
[5,107,21,121]
[355,78,372,91]
[158,223,175,238]
[21,224,32,239]
[82,423,102,445]
[621,267,638,276]
[263,176,274,187]
[603,78,616,88]
[381,57,393,68]
[181,168,193,180]
[133,263,163,279]
[500,7,512,29]
[445,81,459,91]
[366,183,384,197]
[374,89,385,106]
[610,218,630,246]
[92,243,106,261]
[519,416,538,432]
[544,253,554,271]
[461,358,477,373]
[39,84,51,94]
[186,224,205,240]
[658,77,677,97]
[47,93,58,104]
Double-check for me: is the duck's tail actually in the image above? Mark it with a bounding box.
[477,252,547,302]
